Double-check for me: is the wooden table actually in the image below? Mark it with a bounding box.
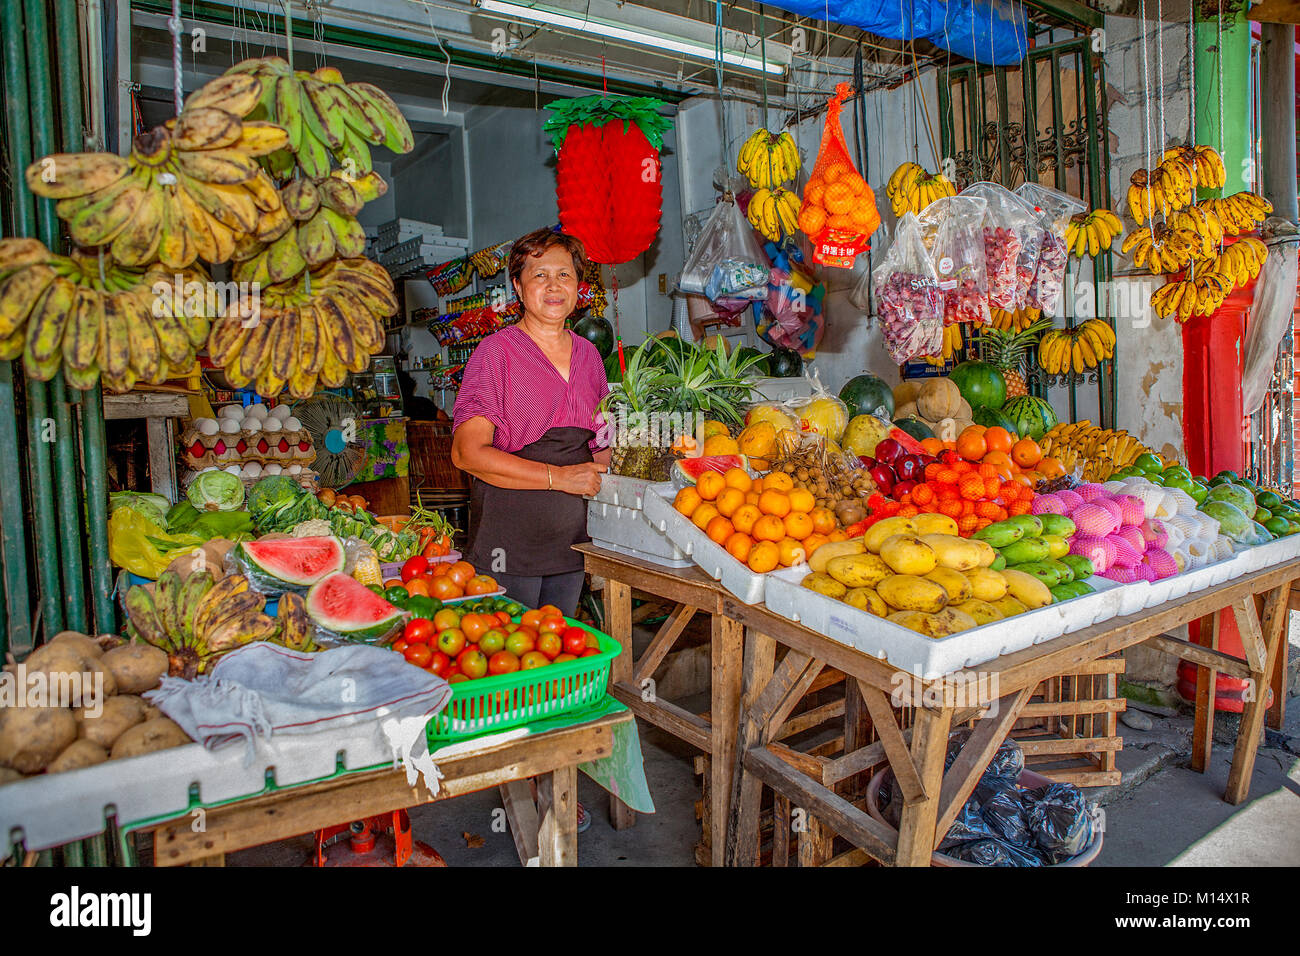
[721,559,1297,866]
[142,709,631,867]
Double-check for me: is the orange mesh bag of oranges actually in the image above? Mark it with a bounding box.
[798,83,880,268]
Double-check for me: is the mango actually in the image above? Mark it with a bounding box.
[808,537,866,574]
[877,574,949,613]
[963,567,1008,602]
[991,594,1029,618]
[863,516,917,554]
[1013,561,1064,587]
[925,566,973,603]
[737,421,777,458]
[972,519,1024,549]
[843,587,888,617]
[801,572,847,599]
[1050,583,1084,602]
[920,533,984,571]
[968,539,998,568]
[887,608,977,638]
[1060,554,1094,581]
[999,537,1050,565]
[1038,514,1077,538]
[955,598,1003,625]
[912,513,960,537]
[1045,558,1074,583]
[1041,534,1070,560]
[879,534,937,575]
[1001,567,1053,609]
[1005,514,1045,538]
[825,553,892,589]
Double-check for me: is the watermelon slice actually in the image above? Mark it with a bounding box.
[306,572,407,642]
[239,536,346,588]
[674,454,745,484]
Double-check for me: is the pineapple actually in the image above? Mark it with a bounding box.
[979,318,1051,398]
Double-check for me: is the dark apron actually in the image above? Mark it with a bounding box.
[466,426,593,577]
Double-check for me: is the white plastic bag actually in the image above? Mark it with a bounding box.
[919,195,991,326]
[679,196,771,299]
[1243,240,1300,415]
[1015,182,1086,314]
[962,182,1041,310]
[872,212,944,364]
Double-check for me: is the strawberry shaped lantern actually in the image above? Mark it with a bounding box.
[543,96,673,265]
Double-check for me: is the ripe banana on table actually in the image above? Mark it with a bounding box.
[737,129,800,190]
[0,238,210,390]
[1065,209,1123,258]
[226,57,415,180]
[26,73,290,270]
[1036,320,1115,375]
[206,256,398,399]
[888,163,956,217]
[1040,421,1156,482]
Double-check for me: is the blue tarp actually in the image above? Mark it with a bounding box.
[766,0,1030,66]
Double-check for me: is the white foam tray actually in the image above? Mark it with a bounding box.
[0,721,404,857]
[590,472,654,509]
[762,568,1133,679]
[588,499,690,566]
[590,536,695,569]
[642,482,768,604]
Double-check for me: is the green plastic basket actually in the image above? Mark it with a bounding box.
[426,617,620,743]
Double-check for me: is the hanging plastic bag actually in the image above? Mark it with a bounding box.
[1016,182,1087,314]
[1243,240,1300,414]
[918,196,992,326]
[962,182,1041,310]
[798,83,880,268]
[872,212,944,364]
[679,196,771,300]
[108,507,204,580]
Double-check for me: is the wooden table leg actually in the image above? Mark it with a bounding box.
[797,813,834,867]
[709,613,744,867]
[603,578,637,830]
[1267,591,1289,731]
[894,705,953,867]
[720,629,776,867]
[538,765,578,866]
[1225,586,1289,805]
[499,781,540,867]
[840,677,872,800]
[1191,613,1220,773]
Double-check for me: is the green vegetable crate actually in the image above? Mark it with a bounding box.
[426,617,620,743]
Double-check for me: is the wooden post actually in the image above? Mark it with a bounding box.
[709,614,745,867]
[1191,613,1220,773]
[894,705,953,867]
[1225,586,1289,804]
[604,578,637,830]
[797,813,834,868]
[538,765,578,867]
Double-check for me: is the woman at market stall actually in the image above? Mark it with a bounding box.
[450,227,609,617]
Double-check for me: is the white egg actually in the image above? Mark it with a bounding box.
[245,404,269,420]
[288,464,302,475]
[224,464,243,476]
[262,463,283,475]
[195,418,219,436]
[200,466,217,473]
[262,417,283,432]
[241,462,263,478]
[220,419,240,435]
[219,405,243,420]
[283,416,302,431]
[243,419,262,433]
[271,404,292,421]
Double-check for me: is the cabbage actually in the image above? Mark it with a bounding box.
[186,470,245,512]
[110,491,172,529]
[247,474,302,516]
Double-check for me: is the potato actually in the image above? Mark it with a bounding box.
[48,631,104,658]
[101,643,168,695]
[0,766,25,785]
[0,706,78,773]
[110,718,190,759]
[47,739,108,773]
[141,703,162,721]
[77,695,147,748]
[13,647,115,706]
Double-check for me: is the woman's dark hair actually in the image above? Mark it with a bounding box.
[508,227,588,287]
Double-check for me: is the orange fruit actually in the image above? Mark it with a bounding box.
[920,437,945,456]
[752,514,786,542]
[403,578,429,598]
[1011,437,1043,468]
[777,537,807,567]
[758,489,791,518]
[762,471,794,493]
[828,529,848,542]
[956,425,988,461]
[447,561,476,587]
[787,488,815,513]
[803,533,829,555]
[809,507,837,535]
[984,426,1014,454]
[1038,456,1066,479]
[800,204,827,235]
[691,503,720,531]
[674,486,702,517]
[821,161,849,184]
[723,468,752,493]
[706,515,734,545]
[983,450,1013,470]
[747,540,780,573]
[744,491,761,507]
[805,181,825,207]
[724,531,753,563]
[826,213,854,229]
[715,487,745,518]
[732,504,761,535]
[696,471,726,501]
[783,511,814,541]
[750,477,764,494]
[823,182,854,215]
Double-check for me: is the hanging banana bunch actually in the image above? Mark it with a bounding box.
[922,322,964,367]
[737,129,801,191]
[1064,210,1123,258]
[746,187,802,242]
[886,162,956,217]
[1150,273,1232,322]
[1200,192,1273,236]
[1037,320,1116,375]
[989,305,1043,333]
[1164,144,1226,190]
[1209,237,1268,289]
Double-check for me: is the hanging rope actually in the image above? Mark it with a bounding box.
[759,4,768,130]
[1217,7,1224,159]
[1138,0,1155,214]
[420,2,452,117]
[169,0,184,114]
[1155,0,1167,153]
[714,0,731,174]
[1186,7,1195,144]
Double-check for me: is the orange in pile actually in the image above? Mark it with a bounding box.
[798,162,880,237]
[674,467,842,573]
[917,425,1065,485]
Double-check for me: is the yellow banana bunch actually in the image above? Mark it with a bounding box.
[1122,224,1200,275]
[26,73,289,270]
[746,187,799,241]
[737,129,800,190]
[989,305,1042,332]
[1201,192,1273,236]
[1064,209,1123,258]
[922,322,963,367]
[1149,273,1230,322]
[1170,204,1223,258]
[206,257,398,399]
[887,163,955,216]
[0,238,212,391]
[1040,421,1156,482]
[1209,238,1267,289]
[1037,320,1115,375]
[1125,162,1194,225]
[1165,144,1226,190]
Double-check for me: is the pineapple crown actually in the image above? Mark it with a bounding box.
[979,317,1052,368]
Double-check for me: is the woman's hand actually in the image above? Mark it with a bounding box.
[553,461,606,496]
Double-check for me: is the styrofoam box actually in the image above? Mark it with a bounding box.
[590,472,653,510]
[750,376,815,404]
[764,567,1133,679]
[1249,532,1300,569]
[642,482,767,604]
[590,537,694,569]
[588,499,691,567]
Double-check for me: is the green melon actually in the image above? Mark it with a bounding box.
[971,405,1018,434]
[768,348,803,378]
[948,361,1007,410]
[572,315,615,358]
[894,417,934,441]
[839,374,894,420]
[1001,396,1058,441]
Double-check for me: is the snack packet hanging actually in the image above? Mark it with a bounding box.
[1015,182,1087,314]
[918,195,992,326]
[679,196,771,299]
[872,213,944,364]
[798,83,880,268]
[961,182,1041,310]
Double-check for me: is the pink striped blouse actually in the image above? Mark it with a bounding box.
[452,324,609,454]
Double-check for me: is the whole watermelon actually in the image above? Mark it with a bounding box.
[1002,396,1057,440]
[948,361,1006,410]
[894,417,934,441]
[839,374,894,420]
[768,347,803,378]
[572,315,615,358]
[971,404,1018,435]
[604,350,623,383]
